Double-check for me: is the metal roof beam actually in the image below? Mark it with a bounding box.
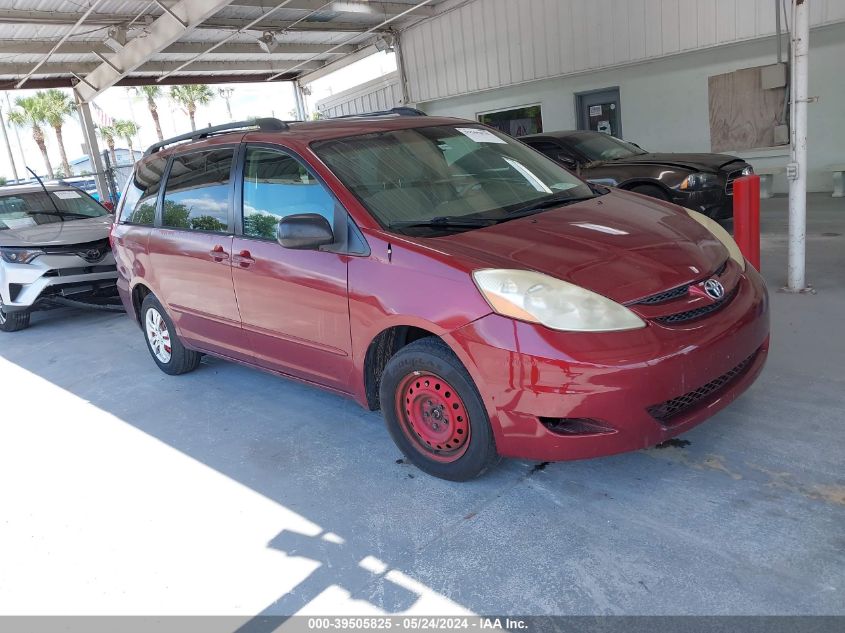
[73,0,237,102]
[230,0,435,17]
[0,61,321,76]
[0,9,390,32]
[0,40,355,56]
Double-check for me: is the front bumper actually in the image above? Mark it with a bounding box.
[446,266,769,461]
[0,253,118,312]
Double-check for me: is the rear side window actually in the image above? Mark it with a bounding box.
[119,155,167,225]
[242,147,334,240]
[162,148,234,233]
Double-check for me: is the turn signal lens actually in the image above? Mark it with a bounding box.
[472,269,646,332]
[685,210,746,271]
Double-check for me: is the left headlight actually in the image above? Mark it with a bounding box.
[678,172,720,191]
[685,210,746,271]
[0,247,44,264]
[472,269,646,332]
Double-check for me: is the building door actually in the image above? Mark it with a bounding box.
[576,88,622,137]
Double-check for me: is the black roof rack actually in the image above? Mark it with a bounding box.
[330,107,426,120]
[144,117,293,156]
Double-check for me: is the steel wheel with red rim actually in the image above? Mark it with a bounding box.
[395,371,471,463]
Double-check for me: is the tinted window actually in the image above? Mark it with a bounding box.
[162,149,233,233]
[242,147,334,240]
[567,133,647,161]
[526,141,564,158]
[0,190,107,231]
[119,155,167,225]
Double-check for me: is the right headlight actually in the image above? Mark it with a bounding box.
[472,269,646,332]
[0,247,44,264]
[685,210,746,271]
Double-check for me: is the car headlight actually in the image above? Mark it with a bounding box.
[472,269,646,332]
[678,172,721,191]
[741,165,754,176]
[0,247,44,264]
[685,210,746,271]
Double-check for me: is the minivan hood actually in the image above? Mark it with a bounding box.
[427,191,727,304]
[0,215,112,247]
[611,152,744,172]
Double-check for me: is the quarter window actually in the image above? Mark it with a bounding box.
[242,147,335,240]
[119,155,167,225]
[162,149,233,232]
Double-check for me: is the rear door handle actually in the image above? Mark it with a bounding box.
[232,250,255,267]
[209,246,230,261]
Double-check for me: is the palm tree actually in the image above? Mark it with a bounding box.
[97,125,118,166]
[42,89,75,177]
[113,119,140,163]
[135,85,164,141]
[7,95,53,178]
[170,84,214,132]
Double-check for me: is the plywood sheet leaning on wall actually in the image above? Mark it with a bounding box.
[708,66,786,153]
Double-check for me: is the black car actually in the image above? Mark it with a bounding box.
[520,130,752,219]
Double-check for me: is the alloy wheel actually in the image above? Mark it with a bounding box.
[145,307,172,364]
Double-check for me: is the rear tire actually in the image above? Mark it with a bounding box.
[379,337,500,481]
[140,294,200,375]
[629,184,669,201]
[0,297,30,332]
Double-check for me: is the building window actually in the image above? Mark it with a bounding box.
[477,105,542,137]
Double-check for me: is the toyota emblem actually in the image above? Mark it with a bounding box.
[703,278,725,300]
[83,249,101,261]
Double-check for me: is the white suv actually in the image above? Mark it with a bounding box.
[0,184,118,332]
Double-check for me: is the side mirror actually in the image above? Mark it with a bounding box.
[556,154,578,170]
[277,213,334,250]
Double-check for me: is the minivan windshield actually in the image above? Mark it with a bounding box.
[0,189,107,231]
[312,125,595,234]
[568,132,647,162]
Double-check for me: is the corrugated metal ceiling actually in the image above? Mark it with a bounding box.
[0,0,441,90]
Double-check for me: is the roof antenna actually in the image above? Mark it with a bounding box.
[26,166,63,216]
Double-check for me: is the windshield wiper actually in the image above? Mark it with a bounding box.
[25,210,89,218]
[505,192,597,218]
[388,216,499,230]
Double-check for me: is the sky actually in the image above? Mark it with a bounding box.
[0,51,397,182]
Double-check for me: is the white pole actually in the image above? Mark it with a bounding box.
[787,0,809,291]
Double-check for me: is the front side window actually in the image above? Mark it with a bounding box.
[0,189,108,230]
[312,125,593,234]
[162,148,233,233]
[119,155,167,226]
[242,147,335,240]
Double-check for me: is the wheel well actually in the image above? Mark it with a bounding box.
[131,284,152,325]
[619,180,671,198]
[363,325,439,410]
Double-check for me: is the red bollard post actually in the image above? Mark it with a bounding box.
[733,174,761,270]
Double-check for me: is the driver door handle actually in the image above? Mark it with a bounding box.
[232,250,255,267]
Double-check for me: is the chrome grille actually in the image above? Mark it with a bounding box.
[654,286,738,325]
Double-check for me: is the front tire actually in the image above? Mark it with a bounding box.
[0,296,30,332]
[379,337,499,481]
[141,294,200,375]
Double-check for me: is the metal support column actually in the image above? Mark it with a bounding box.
[787,0,809,292]
[0,100,20,182]
[74,91,110,202]
[293,81,307,121]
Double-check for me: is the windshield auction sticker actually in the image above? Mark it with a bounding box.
[53,190,81,199]
[456,128,507,144]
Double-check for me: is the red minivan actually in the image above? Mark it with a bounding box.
[112,112,769,481]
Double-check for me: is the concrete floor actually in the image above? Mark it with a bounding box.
[0,194,842,617]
